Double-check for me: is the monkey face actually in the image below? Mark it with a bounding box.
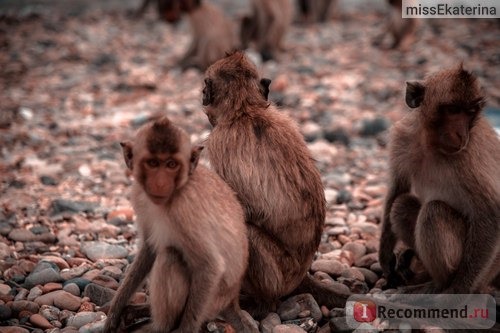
[121,117,201,205]
[405,66,485,155]
[433,101,483,154]
[158,0,182,23]
[202,78,214,106]
[139,154,180,205]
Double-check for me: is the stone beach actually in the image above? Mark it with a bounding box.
[0,0,499,332]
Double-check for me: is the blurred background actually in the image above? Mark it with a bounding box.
[0,0,498,331]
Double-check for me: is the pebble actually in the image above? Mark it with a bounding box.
[325,226,349,236]
[369,262,383,275]
[349,222,379,236]
[34,290,81,311]
[0,284,11,295]
[60,265,92,281]
[63,283,81,296]
[340,267,365,281]
[324,189,339,204]
[40,175,59,186]
[27,286,43,301]
[83,283,116,306]
[336,189,352,204]
[79,301,95,312]
[310,259,345,276]
[40,305,60,321]
[354,253,379,268]
[278,294,322,322]
[0,304,12,320]
[357,267,379,286]
[0,327,30,333]
[324,127,350,146]
[50,199,98,216]
[358,117,390,137]
[272,324,307,333]
[24,267,63,289]
[329,317,351,332]
[78,318,106,333]
[66,311,106,329]
[0,243,11,259]
[8,229,56,243]
[42,282,63,293]
[81,242,128,261]
[100,266,123,281]
[30,313,54,329]
[63,278,91,292]
[10,300,40,314]
[41,256,70,270]
[342,242,366,260]
[91,275,119,290]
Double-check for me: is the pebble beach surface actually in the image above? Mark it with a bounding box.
[0,1,499,332]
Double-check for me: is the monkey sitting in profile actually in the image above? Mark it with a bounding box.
[140,0,238,71]
[296,0,338,23]
[373,0,418,51]
[103,117,257,333]
[379,65,500,294]
[240,0,294,61]
[202,51,352,317]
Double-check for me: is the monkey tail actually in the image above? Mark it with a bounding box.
[292,273,352,309]
[292,273,351,309]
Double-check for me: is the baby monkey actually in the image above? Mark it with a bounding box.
[103,117,257,333]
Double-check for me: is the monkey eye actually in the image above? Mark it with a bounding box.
[146,159,160,168]
[466,108,477,115]
[165,159,179,169]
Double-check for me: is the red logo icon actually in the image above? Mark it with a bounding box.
[353,300,377,322]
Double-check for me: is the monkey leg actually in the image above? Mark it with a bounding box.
[380,193,421,288]
[415,200,466,290]
[390,193,421,249]
[103,244,155,333]
[241,224,306,317]
[149,249,189,332]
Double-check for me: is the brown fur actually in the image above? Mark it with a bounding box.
[135,0,183,23]
[379,65,500,293]
[203,51,347,316]
[140,0,238,71]
[103,117,257,333]
[296,0,338,23]
[373,0,418,51]
[240,0,293,61]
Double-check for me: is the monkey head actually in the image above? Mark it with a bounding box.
[120,117,203,205]
[158,0,201,23]
[405,65,485,155]
[202,51,271,126]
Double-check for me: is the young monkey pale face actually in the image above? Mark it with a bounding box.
[120,117,194,206]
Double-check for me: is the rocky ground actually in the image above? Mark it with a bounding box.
[0,1,499,332]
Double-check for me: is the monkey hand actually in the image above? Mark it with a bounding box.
[379,251,398,280]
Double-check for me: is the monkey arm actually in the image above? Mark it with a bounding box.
[103,242,156,333]
[379,175,411,281]
[172,253,224,333]
[446,212,499,293]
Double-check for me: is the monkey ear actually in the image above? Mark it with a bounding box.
[120,141,134,170]
[189,145,204,175]
[202,79,214,106]
[260,78,272,100]
[405,81,425,108]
